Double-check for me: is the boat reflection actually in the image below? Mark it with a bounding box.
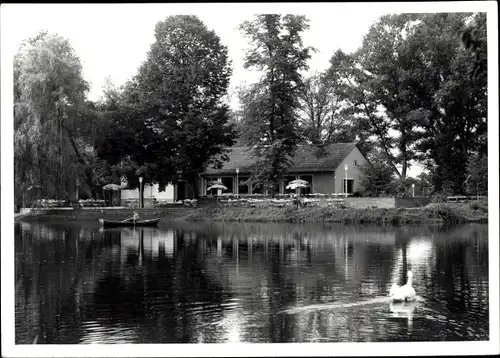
[15,221,489,343]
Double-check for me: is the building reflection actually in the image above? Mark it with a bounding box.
[15,221,489,343]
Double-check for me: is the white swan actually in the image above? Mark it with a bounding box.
[389,270,416,302]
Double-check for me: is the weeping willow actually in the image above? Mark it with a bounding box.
[14,31,103,207]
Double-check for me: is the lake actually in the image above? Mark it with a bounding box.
[14,220,489,344]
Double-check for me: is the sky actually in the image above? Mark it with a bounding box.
[1,3,500,357]
[1,2,496,179]
[3,3,391,103]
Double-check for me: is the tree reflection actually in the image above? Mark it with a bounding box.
[15,221,489,343]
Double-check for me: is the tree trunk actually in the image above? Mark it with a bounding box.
[140,181,143,208]
[63,126,98,198]
[188,174,199,199]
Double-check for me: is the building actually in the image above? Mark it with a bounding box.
[200,143,368,196]
[121,142,368,203]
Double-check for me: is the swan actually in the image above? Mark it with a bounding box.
[389,270,416,302]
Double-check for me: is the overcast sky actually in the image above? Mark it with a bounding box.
[2,2,496,179]
[4,3,393,103]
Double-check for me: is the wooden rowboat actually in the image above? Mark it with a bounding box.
[98,218,160,228]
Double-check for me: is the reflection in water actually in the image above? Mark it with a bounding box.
[15,221,489,343]
[389,301,418,331]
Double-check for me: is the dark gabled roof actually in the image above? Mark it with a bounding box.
[203,143,358,175]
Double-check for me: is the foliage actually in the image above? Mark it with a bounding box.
[414,13,487,194]
[327,13,487,194]
[357,151,397,196]
[465,153,488,196]
[14,31,107,206]
[239,14,313,194]
[95,16,236,198]
[296,71,369,149]
[460,12,487,80]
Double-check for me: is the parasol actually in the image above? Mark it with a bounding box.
[288,179,309,186]
[286,180,309,197]
[102,183,127,191]
[207,183,228,191]
[207,183,227,204]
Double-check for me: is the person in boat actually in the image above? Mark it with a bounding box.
[133,211,139,223]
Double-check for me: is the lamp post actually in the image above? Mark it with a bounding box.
[412,183,415,198]
[76,178,79,201]
[344,164,348,198]
[236,168,240,198]
[139,176,143,208]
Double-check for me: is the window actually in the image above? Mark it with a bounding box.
[221,177,234,194]
[343,179,354,194]
[238,176,249,195]
[299,175,313,195]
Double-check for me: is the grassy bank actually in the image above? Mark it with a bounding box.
[177,202,488,224]
[17,202,488,224]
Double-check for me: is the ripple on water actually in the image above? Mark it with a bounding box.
[15,222,489,343]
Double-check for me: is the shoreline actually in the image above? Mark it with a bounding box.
[16,202,488,225]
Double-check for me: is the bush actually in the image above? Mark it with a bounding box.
[470,200,488,213]
[470,202,480,210]
[430,193,448,203]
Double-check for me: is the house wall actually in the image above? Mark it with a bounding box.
[200,172,336,195]
[334,146,368,194]
[312,172,335,194]
[121,184,175,202]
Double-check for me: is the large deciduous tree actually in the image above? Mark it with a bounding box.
[14,31,104,206]
[327,13,487,194]
[239,14,313,195]
[460,12,487,80]
[95,16,236,198]
[357,150,397,197]
[297,72,363,148]
[412,13,487,194]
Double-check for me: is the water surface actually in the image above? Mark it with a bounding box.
[15,220,489,343]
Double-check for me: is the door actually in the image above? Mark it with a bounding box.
[176,181,186,201]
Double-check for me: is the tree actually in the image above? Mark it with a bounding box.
[465,153,488,196]
[417,172,433,197]
[413,13,487,193]
[326,49,404,182]
[95,16,236,198]
[460,12,487,80]
[357,151,397,196]
[14,31,104,206]
[239,14,313,195]
[328,13,487,194]
[297,72,362,148]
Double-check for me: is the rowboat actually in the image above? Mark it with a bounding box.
[98,218,160,228]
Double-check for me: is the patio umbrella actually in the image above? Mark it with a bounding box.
[103,183,127,207]
[207,183,227,191]
[207,183,227,204]
[289,179,309,186]
[286,182,308,196]
[103,183,127,190]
